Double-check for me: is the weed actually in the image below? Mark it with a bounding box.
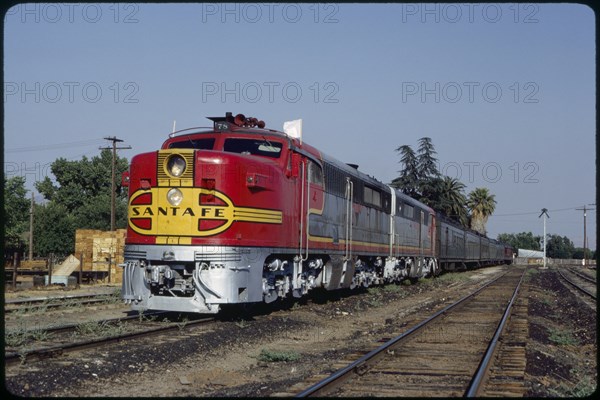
[30,328,50,342]
[5,329,28,347]
[367,286,381,295]
[548,328,578,346]
[549,376,596,397]
[539,297,553,306]
[177,317,189,331]
[368,299,383,307]
[5,325,50,347]
[383,284,403,293]
[435,273,468,283]
[235,319,249,329]
[76,320,127,337]
[258,349,301,362]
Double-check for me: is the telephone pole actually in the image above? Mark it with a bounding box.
[576,204,596,266]
[29,192,34,261]
[100,137,131,231]
[539,208,549,269]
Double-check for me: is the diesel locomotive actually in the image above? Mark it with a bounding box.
[121,113,513,313]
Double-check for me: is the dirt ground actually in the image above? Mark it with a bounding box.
[3,265,597,397]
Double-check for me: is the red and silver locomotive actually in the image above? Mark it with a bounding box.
[121,113,512,313]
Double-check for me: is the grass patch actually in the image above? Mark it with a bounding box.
[548,376,596,397]
[435,272,469,283]
[383,283,404,293]
[367,286,381,295]
[258,349,301,362]
[366,298,383,307]
[76,320,127,337]
[5,325,50,347]
[548,327,578,346]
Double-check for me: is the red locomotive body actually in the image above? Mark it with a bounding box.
[121,113,507,314]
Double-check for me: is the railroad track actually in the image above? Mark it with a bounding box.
[4,293,120,314]
[4,312,215,367]
[558,268,596,300]
[566,267,596,284]
[285,266,527,397]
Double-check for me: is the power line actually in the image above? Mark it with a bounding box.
[6,138,105,153]
[491,205,595,217]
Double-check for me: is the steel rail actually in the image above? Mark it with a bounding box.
[11,311,167,336]
[5,316,215,367]
[295,269,515,397]
[558,269,596,299]
[5,292,116,305]
[566,267,596,284]
[465,268,526,397]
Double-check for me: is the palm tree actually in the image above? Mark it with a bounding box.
[439,176,468,226]
[467,188,497,235]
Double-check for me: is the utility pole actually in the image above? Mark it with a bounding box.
[100,137,131,231]
[576,204,596,266]
[29,192,34,261]
[539,208,549,269]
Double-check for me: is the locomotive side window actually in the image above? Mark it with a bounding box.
[308,160,323,185]
[224,138,282,158]
[168,138,215,150]
[364,186,382,208]
[403,204,414,219]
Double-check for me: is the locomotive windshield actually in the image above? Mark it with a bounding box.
[168,138,215,150]
[224,138,283,158]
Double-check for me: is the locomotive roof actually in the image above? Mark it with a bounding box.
[166,122,434,214]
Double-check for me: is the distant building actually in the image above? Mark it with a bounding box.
[517,248,544,259]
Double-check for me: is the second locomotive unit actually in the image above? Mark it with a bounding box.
[121,113,512,313]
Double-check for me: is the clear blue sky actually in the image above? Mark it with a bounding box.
[3,3,596,249]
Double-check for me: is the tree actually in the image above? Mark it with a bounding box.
[32,150,129,255]
[35,149,128,231]
[467,188,496,235]
[4,176,30,250]
[436,176,468,226]
[32,202,76,257]
[497,232,542,250]
[572,247,593,260]
[416,137,440,181]
[546,234,575,259]
[391,144,420,197]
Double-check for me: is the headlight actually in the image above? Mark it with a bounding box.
[167,188,183,206]
[167,155,186,177]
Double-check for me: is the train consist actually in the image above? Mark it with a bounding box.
[121,113,514,313]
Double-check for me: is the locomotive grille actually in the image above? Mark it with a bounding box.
[124,249,147,259]
[157,150,195,186]
[195,248,243,262]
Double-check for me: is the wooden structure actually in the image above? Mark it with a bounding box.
[74,229,126,284]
